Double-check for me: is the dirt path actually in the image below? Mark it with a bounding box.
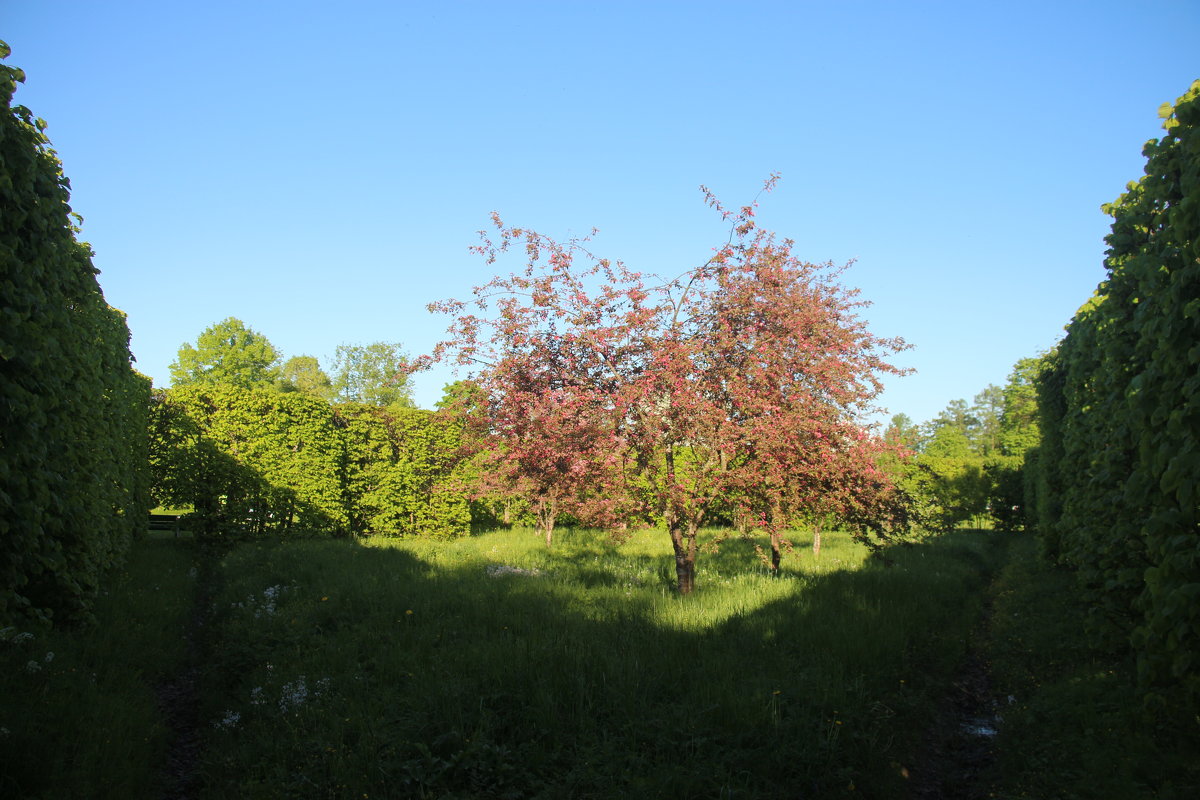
[911,650,1000,799]
[155,546,219,799]
[910,544,1007,799]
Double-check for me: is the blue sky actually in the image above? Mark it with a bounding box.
[5,1,1198,423]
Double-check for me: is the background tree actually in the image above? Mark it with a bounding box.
[278,354,333,400]
[987,355,1045,531]
[969,384,1004,456]
[331,342,413,408]
[169,316,281,389]
[884,413,921,450]
[915,420,989,529]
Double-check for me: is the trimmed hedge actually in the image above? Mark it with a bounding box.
[1033,80,1200,709]
[150,387,470,538]
[1,44,151,626]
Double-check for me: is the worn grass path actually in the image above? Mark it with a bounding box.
[155,541,222,800]
[910,535,1010,799]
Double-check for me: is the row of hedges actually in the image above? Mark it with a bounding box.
[1031,80,1200,709]
[1,44,151,626]
[150,385,471,538]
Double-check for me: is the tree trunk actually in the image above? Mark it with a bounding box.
[669,519,699,595]
[736,507,752,535]
[536,497,557,548]
[767,501,784,573]
[812,524,822,558]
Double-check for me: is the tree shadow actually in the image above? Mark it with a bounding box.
[184,529,1008,799]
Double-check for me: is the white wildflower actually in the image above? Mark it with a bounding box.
[25,660,41,674]
[486,564,542,578]
[43,651,54,663]
[214,710,241,730]
[12,632,34,645]
[279,676,309,713]
[250,686,266,706]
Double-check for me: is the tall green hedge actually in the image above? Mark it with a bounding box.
[151,386,348,536]
[339,403,471,537]
[1,44,151,626]
[150,387,470,538]
[1033,80,1200,708]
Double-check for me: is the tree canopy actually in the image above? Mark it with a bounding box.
[430,177,910,591]
[169,317,281,389]
[331,342,413,408]
[278,354,334,400]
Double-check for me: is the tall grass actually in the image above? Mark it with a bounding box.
[0,535,197,798]
[191,527,1006,798]
[10,526,1199,797]
[984,535,1200,799]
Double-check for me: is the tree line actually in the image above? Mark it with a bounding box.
[882,354,1042,534]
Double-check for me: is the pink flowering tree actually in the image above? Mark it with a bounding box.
[430,176,910,592]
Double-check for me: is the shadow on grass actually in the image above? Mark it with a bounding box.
[185,529,1011,800]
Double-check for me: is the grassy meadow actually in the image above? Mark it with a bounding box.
[2,527,1197,798]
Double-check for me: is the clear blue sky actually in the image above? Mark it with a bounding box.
[5,1,1198,423]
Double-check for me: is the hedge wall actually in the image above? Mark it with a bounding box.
[1,44,151,626]
[150,387,471,538]
[1033,80,1200,708]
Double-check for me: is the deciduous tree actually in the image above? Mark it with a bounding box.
[331,342,413,408]
[278,354,333,400]
[169,317,281,389]
[431,177,909,591]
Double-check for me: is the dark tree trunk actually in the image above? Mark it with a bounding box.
[767,501,784,573]
[669,519,700,594]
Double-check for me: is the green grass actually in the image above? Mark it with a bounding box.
[188,527,1005,798]
[10,526,1194,798]
[0,534,197,798]
[983,534,1200,799]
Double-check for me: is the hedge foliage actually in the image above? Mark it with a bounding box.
[150,386,471,538]
[1032,80,1200,708]
[1,43,151,626]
